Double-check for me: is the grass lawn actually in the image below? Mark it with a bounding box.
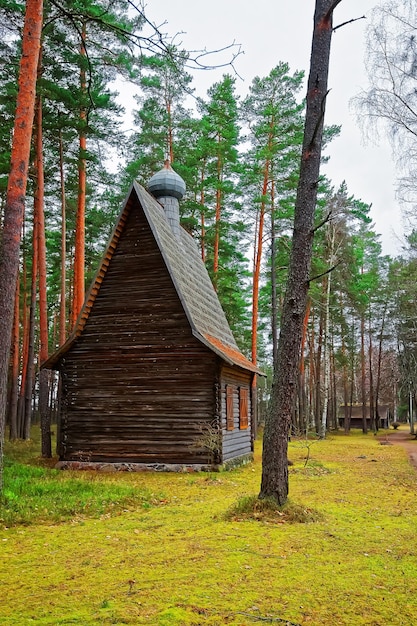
[1,428,416,625]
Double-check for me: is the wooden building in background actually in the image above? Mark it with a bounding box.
[43,165,261,470]
[338,403,391,430]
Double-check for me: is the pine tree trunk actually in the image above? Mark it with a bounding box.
[72,22,87,325]
[349,317,355,426]
[360,309,368,434]
[340,297,351,432]
[368,317,375,432]
[308,308,316,432]
[23,217,39,440]
[260,0,341,505]
[167,100,174,164]
[320,228,334,437]
[251,160,269,365]
[375,303,387,430]
[34,84,51,457]
[213,145,222,287]
[200,163,206,263]
[8,282,20,440]
[330,331,338,429]
[270,181,278,364]
[59,126,67,345]
[299,298,311,434]
[17,267,29,439]
[315,301,324,434]
[0,0,43,489]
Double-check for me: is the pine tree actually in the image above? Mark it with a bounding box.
[260,0,343,506]
[241,63,305,365]
[123,47,193,188]
[0,0,43,490]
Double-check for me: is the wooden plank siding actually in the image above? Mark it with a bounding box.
[59,201,219,464]
[220,364,253,461]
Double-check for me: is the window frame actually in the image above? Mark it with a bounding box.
[226,384,234,431]
[239,386,249,430]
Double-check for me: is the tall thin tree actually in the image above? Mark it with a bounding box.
[0,0,43,491]
[260,0,342,505]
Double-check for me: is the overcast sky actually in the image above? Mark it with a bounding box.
[132,0,404,255]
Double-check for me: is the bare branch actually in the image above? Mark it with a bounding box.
[49,0,243,76]
[309,261,341,284]
[333,15,366,32]
[126,0,243,75]
[311,210,332,234]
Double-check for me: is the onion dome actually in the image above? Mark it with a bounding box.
[148,160,186,201]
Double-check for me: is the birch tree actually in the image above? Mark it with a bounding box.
[357,0,417,213]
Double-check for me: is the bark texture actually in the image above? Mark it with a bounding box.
[34,88,51,457]
[260,0,341,505]
[0,0,43,489]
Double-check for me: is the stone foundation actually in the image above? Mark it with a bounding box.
[55,453,253,473]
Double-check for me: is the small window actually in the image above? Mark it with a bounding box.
[239,387,249,430]
[226,385,234,431]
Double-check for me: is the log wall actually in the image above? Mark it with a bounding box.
[59,200,218,463]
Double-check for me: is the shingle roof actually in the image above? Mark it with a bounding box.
[43,181,262,374]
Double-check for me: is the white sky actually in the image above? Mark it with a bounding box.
[128,0,405,255]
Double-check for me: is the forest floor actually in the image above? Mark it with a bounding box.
[379,429,417,469]
[1,427,417,626]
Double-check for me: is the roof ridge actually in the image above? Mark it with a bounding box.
[43,182,262,376]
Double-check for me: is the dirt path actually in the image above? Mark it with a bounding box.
[380,430,417,469]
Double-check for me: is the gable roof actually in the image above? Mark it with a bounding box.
[44,181,262,374]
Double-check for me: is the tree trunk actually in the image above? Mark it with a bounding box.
[34,82,51,457]
[252,160,269,365]
[299,298,311,434]
[72,21,87,325]
[330,329,338,429]
[199,162,206,263]
[315,299,324,434]
[17,263,29,439]
[340,298,350,433]
[320,224,335,437]
[23,217,38,440]
[213,141,222,287]
[308,308,316,433]
[375,302,387,430]
[270,181,278,364]
[260,0,341,505]
[360,309,368,434]
[368,315,375,432]
[59,126,67,346]
[409,391,415,435]
[8,281,20,440]
[166,99,174,164]
[0,0,43,490]
[348,317,355,427]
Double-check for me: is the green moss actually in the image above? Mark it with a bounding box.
[1,430,417,625]
[225,494,323,523]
